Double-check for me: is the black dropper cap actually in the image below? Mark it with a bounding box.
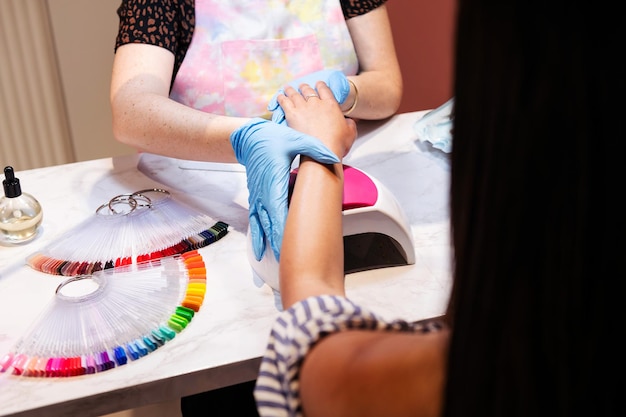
[3,166,22,198]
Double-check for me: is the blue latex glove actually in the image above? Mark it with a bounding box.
[268,69,351,124]
[230,118,340,261]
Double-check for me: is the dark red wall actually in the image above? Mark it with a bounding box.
[386,0,456,113]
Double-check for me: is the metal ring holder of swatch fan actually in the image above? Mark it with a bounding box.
[247,165,416,293]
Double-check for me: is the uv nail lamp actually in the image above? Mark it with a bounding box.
[247,165,416,292]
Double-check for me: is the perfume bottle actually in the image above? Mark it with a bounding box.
[0,166,43,243]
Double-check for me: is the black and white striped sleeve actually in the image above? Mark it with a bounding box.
[253,294,443,417]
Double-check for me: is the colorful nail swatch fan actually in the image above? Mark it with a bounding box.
[26,188,229,276]
[1,251,207,377]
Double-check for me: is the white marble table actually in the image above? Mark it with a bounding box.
[0,111,452,417]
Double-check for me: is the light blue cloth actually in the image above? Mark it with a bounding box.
[414,98,454,153]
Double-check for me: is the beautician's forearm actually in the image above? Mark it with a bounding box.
[279,157,345,308]
[345,5,403,119]
[111,91,247,163]
[110,43,247,163]
[344,71,402,120]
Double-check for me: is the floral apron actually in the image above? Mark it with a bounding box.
[170,0,359,118]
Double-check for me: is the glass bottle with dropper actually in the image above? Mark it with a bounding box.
[0,166,43,244]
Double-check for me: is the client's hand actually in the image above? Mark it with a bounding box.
[277,82,357,158]
[268,70,351,124]
[230,118,340,261]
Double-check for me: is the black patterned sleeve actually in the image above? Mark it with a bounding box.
[114,0,195,84]
[340,0,389,19]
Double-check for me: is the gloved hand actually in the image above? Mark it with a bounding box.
[268,69,351,124]
[230,118,340,261]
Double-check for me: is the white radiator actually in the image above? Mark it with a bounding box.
[0,0,75,171]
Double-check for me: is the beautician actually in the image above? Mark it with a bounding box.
[110,0,402,264]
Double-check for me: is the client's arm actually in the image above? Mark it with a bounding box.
[276,82,448,417]
[276,82,356,308]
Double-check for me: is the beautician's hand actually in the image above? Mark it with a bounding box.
[268,70,350,124]
[230,118,340,261]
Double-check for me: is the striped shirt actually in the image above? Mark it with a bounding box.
[254,295,444,416]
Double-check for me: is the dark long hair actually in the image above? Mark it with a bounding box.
[444,1,624,416]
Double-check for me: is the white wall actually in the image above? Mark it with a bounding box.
[47,0,134,163]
